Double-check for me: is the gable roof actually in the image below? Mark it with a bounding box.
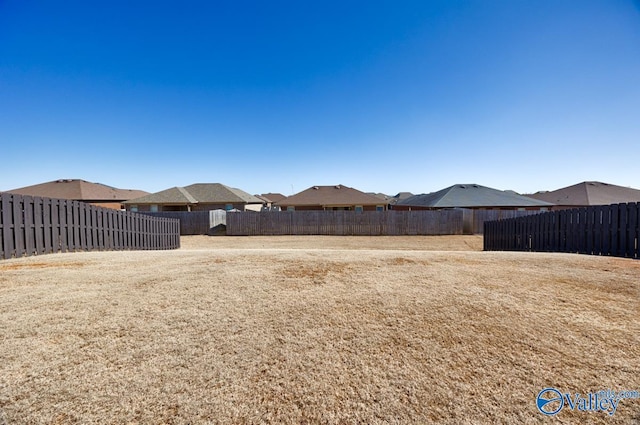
[6,179,148,202]
[527,181,640,206]
[368,192,414,205]
[258,193,287,203]
[398,184,553,208]
[123,183,264,205]
[279,184,386,207]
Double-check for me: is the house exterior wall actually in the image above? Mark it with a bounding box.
[124,203,264,212]
[124,204,189,212]
[280,204,386,211]
[392,205,549,212]
[190,203,253,212]
[90,202,126,210]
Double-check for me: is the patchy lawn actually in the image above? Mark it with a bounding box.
[0,236,638,424]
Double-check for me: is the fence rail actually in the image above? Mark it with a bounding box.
[0,193,180,260]
[226,210,463,236]
[483,202,640,258]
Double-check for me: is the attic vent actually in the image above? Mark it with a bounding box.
[472,185,479,188]
[313,186,319,190]
[459,185,466,189]
[335,185,341,189]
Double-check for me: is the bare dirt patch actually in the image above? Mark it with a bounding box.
[0,236,638,424]
[0,261,86,271]
[179,234,485,251]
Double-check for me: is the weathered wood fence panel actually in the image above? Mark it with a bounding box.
[471,209,543,234]
[226,210,463,236]
[141,211,212,235]
[483,203,639,259]
[0,193,180,260]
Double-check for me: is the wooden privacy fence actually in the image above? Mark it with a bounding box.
[0,193,180,260]
[470,209,543,234]
[484,203,639,259]
[226,210,463,236]
[141,210,227,235]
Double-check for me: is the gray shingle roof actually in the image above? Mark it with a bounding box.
[123,183,264,205]
[398,184,553,208]
[527,181,640,206]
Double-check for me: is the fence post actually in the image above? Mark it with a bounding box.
[627,202,640,258]
[601,205,611,256]
[2,194,14,258]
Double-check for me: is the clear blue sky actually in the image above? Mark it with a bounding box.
[1,1,639,196]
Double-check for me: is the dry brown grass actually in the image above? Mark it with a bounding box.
[0,236,638,424]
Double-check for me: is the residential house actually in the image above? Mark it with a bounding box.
[123,183,265,212]
[526,181,640,210]
[394,184,553,211]
[257,193,286,210]
[395,184,553,234]
[370,192,414,207]
[278,184,388,211]
[5,179,149,210]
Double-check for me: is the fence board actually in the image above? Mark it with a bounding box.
[628,203,638,259]
[79,204,87,249]
[618,204,628,258]
[51,199,60,253]
[601,206,610,255]
[2,194,14,259]
[13,196,25,257]
[592,206,601,255]
[23,196,35,256]
[40,198,50,254]
[33,197,43,254]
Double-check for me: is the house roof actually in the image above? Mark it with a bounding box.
[259,193,287,204]
[398,184,553,208]
[368,192,414,205]
[279,184,387,207]
[368,193,388,199]
[6,179,149,202]
[123,183,264,205]
[527,181,640,206]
